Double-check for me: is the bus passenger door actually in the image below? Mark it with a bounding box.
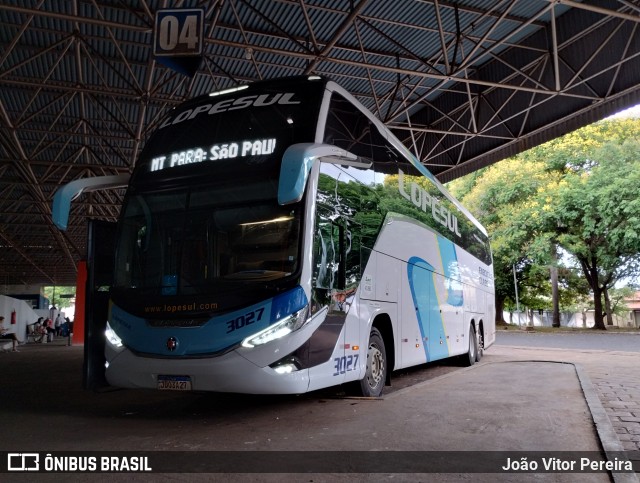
[433,272,459,359]
[311,165,365,387]
[401,261,430,368]
[309,215,347,389]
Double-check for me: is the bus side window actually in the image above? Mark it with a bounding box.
[323,92,373,161]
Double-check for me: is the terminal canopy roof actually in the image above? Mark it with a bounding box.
[1,0,640,285]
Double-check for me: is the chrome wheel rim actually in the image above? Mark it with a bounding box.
[367,343,384,388]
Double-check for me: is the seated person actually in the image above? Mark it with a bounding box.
[44,318,55,340]
[0,315,20,352]
[32,317,46,342]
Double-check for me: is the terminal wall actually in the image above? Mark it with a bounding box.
[0,294,40,342]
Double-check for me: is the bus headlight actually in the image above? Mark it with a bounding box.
[105,321,124,349]
[241,305,309,348]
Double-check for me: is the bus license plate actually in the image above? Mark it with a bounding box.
[157,375,192,391]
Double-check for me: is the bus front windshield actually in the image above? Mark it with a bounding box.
[114,178,302,296]
[111,78,325,311]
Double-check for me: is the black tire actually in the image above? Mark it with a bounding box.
[359,327,387,397]
[461,327,477,367]
[476,328,484,362]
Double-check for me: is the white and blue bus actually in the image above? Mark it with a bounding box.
[62,76,495,396]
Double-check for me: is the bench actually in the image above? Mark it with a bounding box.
[26,324,45,343]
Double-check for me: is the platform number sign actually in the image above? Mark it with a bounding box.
[154,9,204,57]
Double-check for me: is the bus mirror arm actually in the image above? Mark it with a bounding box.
[52,174,131,231]
[278,143,369,205]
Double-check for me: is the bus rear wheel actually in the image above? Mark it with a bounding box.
[461,327,477,367]
[359,327,387,397]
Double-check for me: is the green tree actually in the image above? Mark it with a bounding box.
[520,118,640,172]
[449,157,562,323]
[549,140,640,329]
[451,119,640,329]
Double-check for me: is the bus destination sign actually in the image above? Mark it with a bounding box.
[149,138,277,172]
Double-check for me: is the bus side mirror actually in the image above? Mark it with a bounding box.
[52,174,130,230]
[278,143,370,205]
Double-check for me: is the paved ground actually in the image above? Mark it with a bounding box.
[495,330,640,352]
[494,330,640,454]
[0,332,639,482]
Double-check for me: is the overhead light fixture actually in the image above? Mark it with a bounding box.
[209,85,249,97]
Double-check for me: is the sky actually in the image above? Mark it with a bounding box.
[607,103,640,119]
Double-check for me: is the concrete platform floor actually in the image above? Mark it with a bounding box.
[0,338,638,482]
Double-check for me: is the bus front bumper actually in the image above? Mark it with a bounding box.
[105,347,311,394]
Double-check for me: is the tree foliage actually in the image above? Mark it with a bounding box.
[548,140,640,328]
[448,118,640,328]
[448,158,565,321]
[43,286,76,309]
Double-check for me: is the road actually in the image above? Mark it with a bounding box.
[494,328,640,352]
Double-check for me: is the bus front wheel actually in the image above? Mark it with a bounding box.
[359,327,387,397]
